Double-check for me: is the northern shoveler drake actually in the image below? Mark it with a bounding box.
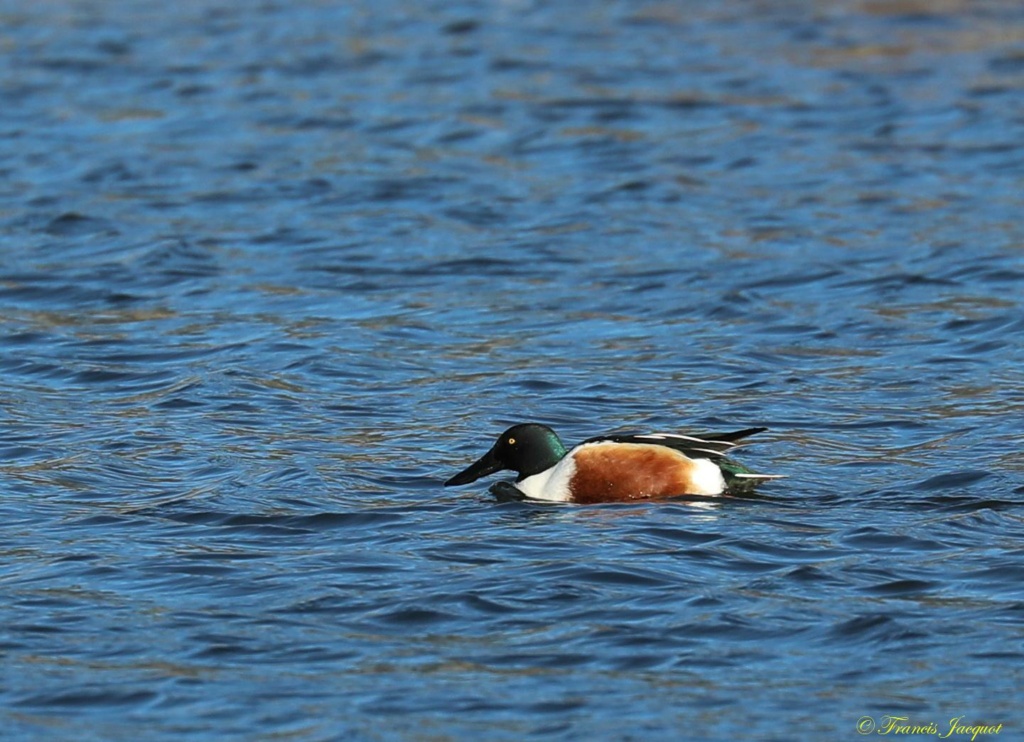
[444,423,781,504]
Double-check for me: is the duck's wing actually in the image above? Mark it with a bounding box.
[578,427,769,460]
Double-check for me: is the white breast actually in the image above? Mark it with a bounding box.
[514,456,578,502]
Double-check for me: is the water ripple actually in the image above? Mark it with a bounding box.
[2,0,1023,739]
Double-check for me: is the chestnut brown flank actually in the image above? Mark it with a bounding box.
[568,444,700,504]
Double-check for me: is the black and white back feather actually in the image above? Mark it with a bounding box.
[579,427,783,481]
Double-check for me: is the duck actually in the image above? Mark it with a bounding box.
[444,423,781,504]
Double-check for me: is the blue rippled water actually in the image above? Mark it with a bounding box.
[2,1,1023,739]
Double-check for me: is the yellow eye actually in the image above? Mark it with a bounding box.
[507,437,516,445]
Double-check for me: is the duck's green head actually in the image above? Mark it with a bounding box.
[445,423,568,485]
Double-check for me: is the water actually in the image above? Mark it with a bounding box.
[2,1,1023,739]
